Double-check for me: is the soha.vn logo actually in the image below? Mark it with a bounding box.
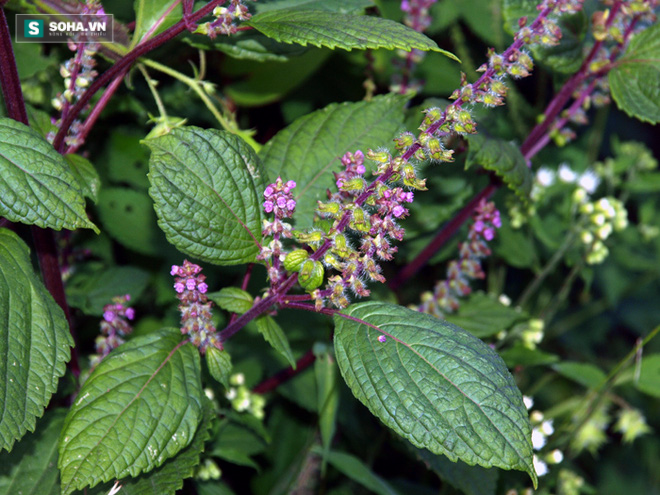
[24,19,44,37]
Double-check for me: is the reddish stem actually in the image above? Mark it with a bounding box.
[252,349,316,394]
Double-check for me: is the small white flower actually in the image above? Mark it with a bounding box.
[533,455,549,477]
[225,388,237,400]
[204,388,215,400]
[578,170,600,193]
[541,419,554,436]
[499,294,512,307]
[530,410,544,423]
[548,449,564,464]
[532,428,547,450]
[536,167,556,187]
[558,163,578,183]
[107,481,122,495]
[523,396,534,410]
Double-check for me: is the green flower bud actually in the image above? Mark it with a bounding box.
[299,260,325,291]
[283,249,309,272]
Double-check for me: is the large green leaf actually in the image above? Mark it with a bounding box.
[185,31,309,62]
[131,0,182,46]
[609,22,660,124]
[255,0,374,13]
[246,10,457,59]
[0,409,65,495]
[0,229,73,452]
[207,287,254,314]
[58,329,204,495]
[259,94,408,227]
[333,302,537,485]
[0,118,97,232]
[553,362,607,389]
[86,399,215,495]
[147,127,266,265]
[466,133,532,201]
[64,154,100,203]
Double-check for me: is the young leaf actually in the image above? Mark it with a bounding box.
[465,133,532,201]
[259,94,408,228]
[207,287,254,314]
[58,329,204,495]
[206,346,233,389]
[0,118,97,232]
[609,22,660,124]
[333,302,537,486]
[246,10,458,60]
[147,127,266,265]
[255,316,296,368]
[0,409,65,495]
[444,291,525,338]
[87,399,215,495]
[131,0,182,46]
[64,154,100,203]
[0,229,73,453]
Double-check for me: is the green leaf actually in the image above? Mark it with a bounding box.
[65,265,150,316]
[25,105,57,139]
[532,12,587,74]
[0,229,73,452]
[314,345,340,473]
[466,133,532,201]
[502,0,537,35]
[255,0,374,14]
[313,448,400,495]
[104,131,151,190]
[622,171,660,193]
[609,22,660,124]
[64,154,100,203]
[0,409,65,495]
[87,399,215,495]
[445,292,525,338]
[499,344,559,368]
[207,287,254,314]
[97,187,166,256]
[334,302,537,485]
[147,127,266,265]
[0,118,97,232]
[58,329,204,495]
[407,442,499,495]
[255,316,296,368]
[246,10,457,59]
[553,362,607,389]
[184,31,309,62]
[634,354,660,398]
[206,346,232,389]
[259,94,408,228]
[132,0,182,46]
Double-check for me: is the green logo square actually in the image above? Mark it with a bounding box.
[24,19,43,37]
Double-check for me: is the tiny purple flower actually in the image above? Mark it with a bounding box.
[103,310,114,322]
[378,335,387,343]
[392,205,406,218]
[186,278,196,290]
[473,220,485,233]
[286,199,296,211]
[264,185,274,197]
[264,200,274,213]
[170,265,179,276]
[276,196,287,208]
[125,308,135,320]
[174,282,185,293]
[198,282,208,293]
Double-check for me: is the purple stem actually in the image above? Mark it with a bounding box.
[0,8,28,124]
[52,0,227,152]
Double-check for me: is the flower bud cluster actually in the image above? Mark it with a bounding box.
[258,177,297,286]
[48,0,105,148]
[195,459,222,481]
[224,373,266,419]
[390,0,439,94]
[171,260,220,352]
[528,407,563,477]
[614,408,652,443]
[196,0,251,38]
[575,195,628,264]
[302,150,421,308]
[90,294,135,369]
[419,199,501,317]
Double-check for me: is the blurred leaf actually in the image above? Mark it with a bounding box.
[623,172,660,193]
[314,346,340,473]
[59,329,203,494]
[184,31,309,62]
[533,12,587,73]
[314,448,401,495]
[445,291,525,338]
[207,287,254,314]
[97,187,166,255]
[494,222,535,269]
[260,94,408,227]
[0,229,73,452]
[553,362,607,389]
[502,0,537,35]
[0,118,97,232]
[499,344,560,367]
[635,354,660,398]
[104,131,151,189]
[255,0,374,13]
[64,154,100,203]
[66,265,150,316]
[334,302,537,485]
[0,408,64,495]
[609,22,660,124]
[408,442,499,495]
[466,133,532,201]
[246,10,457,59]
[147,127,266,265]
